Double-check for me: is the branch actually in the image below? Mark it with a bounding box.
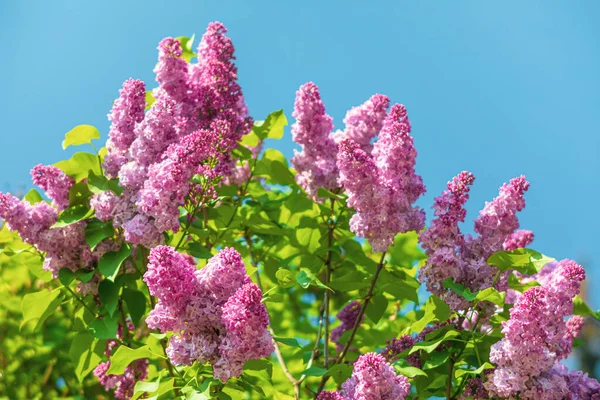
[316,251,387,395]
[323,197,336,368]
[243,233,302,399]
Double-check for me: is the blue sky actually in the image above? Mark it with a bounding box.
[1,1,599,306]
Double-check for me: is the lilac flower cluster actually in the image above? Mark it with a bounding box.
[331,301,363,352]
[503,229,534,251]
[486,259,600,399]
[0,165,119,280]
[419,173,530,309]
[143,246,273,382]
[94,22,252,247]
[290,83,424,250]
[337,105,425,251]
[317,353,410,400]
[94,324,149,400]
[381,334,420,368]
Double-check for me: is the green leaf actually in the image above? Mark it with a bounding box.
[88,314,119,339]
[365,293,388,324]
[273,336,303,348]
[442,278,478,301]
[99,244,131,281]
[410,330,460,354]
[106,345,155,375]
[24,188,43,205]
[84,220,114,249]
[454,362,495,378]
[98,280,119,316]
[296,270,332,291]
[327,364,353,384]
[21,289,64,331]
[474,287,505,306]
[58,268,75,286]
[54,152,101,181]
[176,35,196,62]
[253,110,287,140]
[52,204,94,228]
[122,288,147,328]
[145,91,156,110]
[62,124,100,150]
[76,269,95,283]
[393,364,428,378]
[487,248,554,275]
[68,181,93,206]
[300,366,327,377]
[411,295,451,333]
[254,149,296,186]
[573,295,600,320]
[88,171,123,195]
[243,359,273,379]
[316,187,344,201]
[275,268,296,288]
[69,332,105,382]
[187,242,213,259]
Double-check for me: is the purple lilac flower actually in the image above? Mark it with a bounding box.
[332,94,390,153]
[331,301,363,352]
[143,246,272,382]
[291,82,338,198]
[503,229,534,251]
[341,352,410,400]
[30,164,74,211]
[419,174,530,310]
[485,260,599,398]
[460,377,489,400]
[103,78,146,178]
[316,391,344,400]
[381,334,420,367]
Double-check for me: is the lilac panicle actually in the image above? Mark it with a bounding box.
[331,301,363,352]
[316,392,344,400]
[333,93,390,153]
[103,78,146,178]
[30,164,74,211]
[485,260,598,398]
[341,352,410,400]
[216,283,274,382]
[372,104,426,233]
[291,82,338,198]
[144,246,272,382]
[418,171,475,307]
[155,38,189,102]
[503,229,534,250]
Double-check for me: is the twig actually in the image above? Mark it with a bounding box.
[243,233,302,399]
[323,197,336,368]
[316,251,387,395]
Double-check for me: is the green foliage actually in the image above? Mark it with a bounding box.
[2,102,598,400]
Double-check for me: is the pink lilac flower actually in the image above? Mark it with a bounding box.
[331,301,363,352]
[143,246,272,382]
[90,191,120,221]
[341,352,410,400]
[291,82,338,198]
[94,324,149,400]
[332,94,390,153]
[136,129,219,232]
[485,260,598,398]
[381,334,420,368]
[419,174,530,310]
[97,23,251,247]
[215,283,274,382]
[503,229,534,251]
[30,164,74,211]
[103,78,146,178]
[337,104,426,252]
[460,377,489,400]
[316,391,344,400]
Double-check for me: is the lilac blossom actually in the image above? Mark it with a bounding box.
[503,229,534,251]
[30,164,74,211]
[331,301,363,352]
[333,94,390,153]
[485,259,599,398]
[143,246,272,382]
[341,352,410,400]
[291,82,338,198]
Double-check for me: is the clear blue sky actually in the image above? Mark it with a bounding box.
[1,1,599,307]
